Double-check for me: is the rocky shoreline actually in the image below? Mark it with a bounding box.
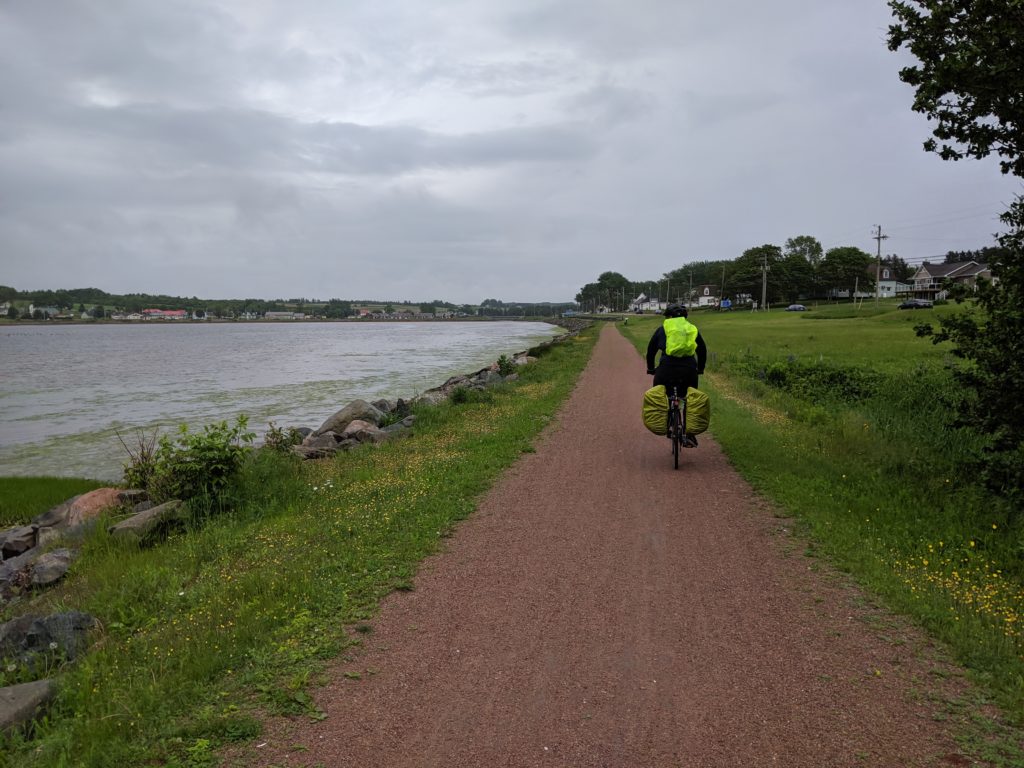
[0,317,590,734]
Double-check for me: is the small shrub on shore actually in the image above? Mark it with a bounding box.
[121,416,255,503]
[496,354,516,377]
[263,421,302,452]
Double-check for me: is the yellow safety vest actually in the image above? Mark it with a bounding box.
[664,317,698,357]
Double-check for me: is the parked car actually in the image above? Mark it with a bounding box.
[785,304,807,312]
[898,299,933,310]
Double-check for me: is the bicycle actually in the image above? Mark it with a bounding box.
[666,385,688,470]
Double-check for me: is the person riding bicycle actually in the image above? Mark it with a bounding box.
[646,304,707,445]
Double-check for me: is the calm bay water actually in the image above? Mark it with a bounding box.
[0,321,559,480]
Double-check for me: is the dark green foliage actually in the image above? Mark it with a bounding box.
[735,357,884,405]
[889,2,1024,515]
[575,271,633,308]
[917,200,1024,512]
[449,386,494,405]
[820,246,874,296]
[262,422,302,452]
[496,354,516,377]
[888,1,1024,176]
[122,416,256,503]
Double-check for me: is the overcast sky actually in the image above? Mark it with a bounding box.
[2,1,1020,304]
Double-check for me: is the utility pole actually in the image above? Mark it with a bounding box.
[873,224,889,305]
[720,265,726,305]
[688,269,693,309]
[761,254,769,311]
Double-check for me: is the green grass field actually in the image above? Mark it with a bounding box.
[621,303,1024,758]
[0,477,106,528]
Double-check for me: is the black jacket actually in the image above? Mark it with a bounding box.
[646,325,707,374]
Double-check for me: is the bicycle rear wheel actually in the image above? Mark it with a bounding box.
[670,406,680,469]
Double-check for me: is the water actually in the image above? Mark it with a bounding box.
[0,321,560,480]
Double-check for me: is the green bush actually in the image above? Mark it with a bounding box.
[450,386,494,405]
[735,357,884,404]
[496,354,517,377]
[263,422,302,452]
[122,416,255,503]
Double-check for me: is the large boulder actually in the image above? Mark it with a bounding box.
[302,431,341,449]
[0,527,36,560]
[339,419,374,440]
[29,549,75,588]
[315,400,385,436]
[108,500,186,544]
[0,611,96,665]
[0,547,40,586]
[31,487,124,533]
[0,679,56,735]
[412,390,448,407]
[65,488,123,528]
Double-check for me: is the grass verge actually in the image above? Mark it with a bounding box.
[620,311,1024,763]
[0,327,597,768]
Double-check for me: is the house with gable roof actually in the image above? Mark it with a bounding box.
[910,261,992,300]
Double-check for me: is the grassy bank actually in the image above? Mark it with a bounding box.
[622,306,1023,755]
[0,328,597,767]
[0,477,106,528]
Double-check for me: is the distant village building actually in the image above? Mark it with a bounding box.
[628,293,666,313]
[264,311,304,320]
[692,284,719,308]
[852,265,912,299]
[142,308,188,320]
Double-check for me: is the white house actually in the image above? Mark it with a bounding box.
[692,284,719,308]
[852,265,912,299]
[628,293,667,313]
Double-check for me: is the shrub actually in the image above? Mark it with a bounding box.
[496,354,517,377]
[263,422,302,452]
[121,416,255,503]
[450,386,493,405]
[736,357,883,404]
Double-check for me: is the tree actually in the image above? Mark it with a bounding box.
[730,245,786,304]
[780,252,815,302]
[576,271,632,309]
[7,305,18,320]
[888,1,1024,176]
[419,303,435,315]
[882,254,914,282]
[943,246,1009,265]
[889,1,1024,510]
[91,305,105,319]
[819,247,874,297]
[784,235,824,269]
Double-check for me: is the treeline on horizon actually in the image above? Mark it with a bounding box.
[0,286,575,318]
[576,236,1006,309]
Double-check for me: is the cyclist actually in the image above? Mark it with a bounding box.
[646,304,707,445]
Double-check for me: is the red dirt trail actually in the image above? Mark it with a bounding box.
[249,324,976,768]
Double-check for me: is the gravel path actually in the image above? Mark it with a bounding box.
[251,325,975,767]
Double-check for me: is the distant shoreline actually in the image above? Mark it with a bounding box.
[0,316,560,327]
